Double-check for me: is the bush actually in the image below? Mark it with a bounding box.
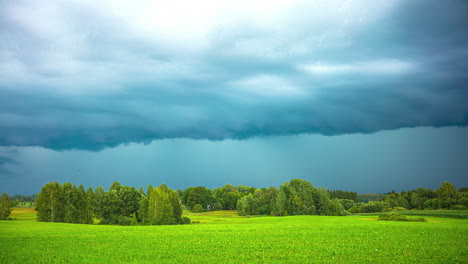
[378,212,426,222]
[458,197,468,208]
[450,205,467,210]
[339,199,356,210]
[341,210,352,216]
[424,198,440,210]
[361,201,385,213]
[182,216,191,224]
[130,212,139,226]
[348,206,361,214]
[193,204,204,213]
[330,199,350,216]
[117,215,132,226]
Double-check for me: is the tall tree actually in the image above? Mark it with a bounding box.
[273,190,287,216]
[36,182,64,222]
[437,182,459,208]
[83,187,95,224]
[117,186,141,217]
[255,187,278,215]
[237,193,259,216]
[138,196,149,223]
[329,199,349,216]
[214,184,241,210]
[101,188,120,224]
[146,184,183,225]
[184,186,216,210]
[317,188,331,215]
[94,186,106,220]
[148,187,174,225]
[438,182,458,200]
[63,182,79,223]
[169,190,183,224]
[289,179,318,215]
[0,192,13,220]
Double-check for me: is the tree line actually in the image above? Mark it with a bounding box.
[0,192,34,219]
[32,179,351,224]
[348,182,468,213]
[35,181,189,225]
[1,179,466,224]
[179,179,351,216]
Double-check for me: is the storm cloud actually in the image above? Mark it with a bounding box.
[1,0,467,150]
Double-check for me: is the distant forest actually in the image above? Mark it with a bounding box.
[1,179,467,224]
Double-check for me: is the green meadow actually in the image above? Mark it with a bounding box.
[1,208,467,263]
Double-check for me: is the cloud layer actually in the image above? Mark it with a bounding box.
[1,0,467,150]
[1,126,468,195]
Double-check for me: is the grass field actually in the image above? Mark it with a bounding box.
[396,209,468,219]
[1,209,467,263]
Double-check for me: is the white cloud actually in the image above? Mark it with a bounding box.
[3,0,467,151]
[299,59,416,76]
[0,0,402,95]
[229,74,306,97]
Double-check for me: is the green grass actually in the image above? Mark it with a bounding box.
[396,210,468,219]
[0,209,467,263]
[8,207,37,220]
[378,212,427,222]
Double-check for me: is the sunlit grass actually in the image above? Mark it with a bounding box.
[8,207,37,220]
[1,208,467,263]
[397,209,468,219]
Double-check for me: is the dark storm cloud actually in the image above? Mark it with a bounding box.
[0,154,19,178]
[0,0,467,150]
[1,126,467,195]
[0,155,18,167]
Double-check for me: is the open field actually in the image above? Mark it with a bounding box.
[1,209,467,263]
[396,210,468,219]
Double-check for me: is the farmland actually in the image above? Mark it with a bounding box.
[1,208,467,263]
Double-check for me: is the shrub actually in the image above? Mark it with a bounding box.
[378,212,426,222]
[361,201,385,213]
[339,199,356,210]
[458,197,468,208]
[117,215,132,226]
[450,205,467,210]
[193,204,204,213]
[330,199,350,216]
[130,213,139,226]
[424,198,440,210]
[348,206,361,214]
[182,216,191,224]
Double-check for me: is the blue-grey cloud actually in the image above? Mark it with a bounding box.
[1,127,467,195]
[0,0,467,150]
[0,153,20,178]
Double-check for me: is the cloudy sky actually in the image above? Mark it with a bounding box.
[1,0,467,195]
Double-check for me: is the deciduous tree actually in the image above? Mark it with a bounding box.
[0,192,13,220]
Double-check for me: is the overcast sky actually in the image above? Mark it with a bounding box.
[1,0,467,194]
